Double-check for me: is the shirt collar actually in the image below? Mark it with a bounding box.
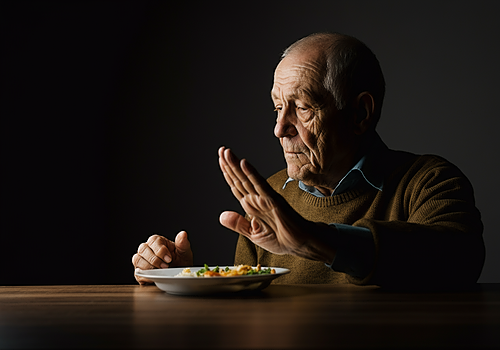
[282,134,385,198]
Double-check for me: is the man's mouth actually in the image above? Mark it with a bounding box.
[285,151,304,158]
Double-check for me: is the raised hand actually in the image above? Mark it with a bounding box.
[218,147,337,263]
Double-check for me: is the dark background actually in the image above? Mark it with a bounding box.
[2,1,499,285]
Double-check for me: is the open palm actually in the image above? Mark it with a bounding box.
[218,147,313,256]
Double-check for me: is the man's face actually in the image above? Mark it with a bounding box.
[271,52,358,191]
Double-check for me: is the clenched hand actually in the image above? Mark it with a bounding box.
[132,231,193,284]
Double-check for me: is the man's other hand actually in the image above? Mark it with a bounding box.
[132,231,193,285]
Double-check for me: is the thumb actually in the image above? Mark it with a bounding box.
[174,231,191,255]
[220,211,251,237]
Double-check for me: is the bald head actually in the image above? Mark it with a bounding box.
[281,32,385,125]
[282,32,343,58]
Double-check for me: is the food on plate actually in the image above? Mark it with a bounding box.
[176,264,276,277]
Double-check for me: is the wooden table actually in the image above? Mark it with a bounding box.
[1,284,499,349]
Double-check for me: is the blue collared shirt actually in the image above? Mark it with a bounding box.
[282,155,383,195]
[282,153,383,279]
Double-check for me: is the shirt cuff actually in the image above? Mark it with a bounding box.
[325,223,375,279]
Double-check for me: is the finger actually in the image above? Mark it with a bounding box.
[220,152,248,200]
[219,147,244,198]
[219,146,235,173]
[174,231,191,255]
[219,156,244,200]
[132,253,164,272]
[137,243,169,269]
[224,148,257,196]
[218,146,227,164]
[219,211,252,237]
[146,235,172,263]
[134,268,154,285]
[218,146,229,174]
[218,145,226,158]
[224,165,247,200]
[223,149,250,196]
[241,158,273,196]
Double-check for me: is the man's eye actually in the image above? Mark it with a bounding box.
[274,106,282,112]
[296,106,315,122]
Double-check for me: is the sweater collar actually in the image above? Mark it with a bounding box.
[282,133,386,198]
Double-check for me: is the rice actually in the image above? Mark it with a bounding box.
[175,268,197,277]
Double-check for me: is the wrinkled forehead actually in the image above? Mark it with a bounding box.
[271,53,327,101]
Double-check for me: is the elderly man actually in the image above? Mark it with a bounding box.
[132,32,485,288]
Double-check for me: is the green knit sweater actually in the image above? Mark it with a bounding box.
[234,146,485,288]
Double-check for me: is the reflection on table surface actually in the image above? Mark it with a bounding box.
[1,283,499,349]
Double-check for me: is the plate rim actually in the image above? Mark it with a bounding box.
[135,266,290,280]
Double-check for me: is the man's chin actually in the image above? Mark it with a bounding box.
[286,164,312,183]
[288,161,327,181]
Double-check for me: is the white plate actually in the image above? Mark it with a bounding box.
[135,266,290,295]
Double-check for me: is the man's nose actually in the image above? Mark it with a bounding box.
[274,109,297,138]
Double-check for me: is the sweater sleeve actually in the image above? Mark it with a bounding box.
[234,234,258,266]
[352,156,485,289]
[327,224,375,279]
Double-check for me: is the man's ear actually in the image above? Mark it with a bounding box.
[353,91,375,135]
